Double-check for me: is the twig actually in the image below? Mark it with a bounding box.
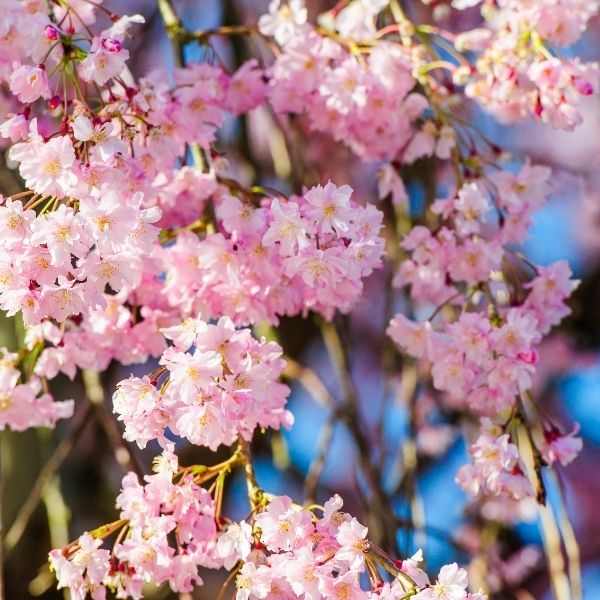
[156,0,184,66]
[303,412,336,504]
[517,398,547,505]
[156,0,210,173]
[319,319,397,551]
[518,426,570,600]
[538,502,571,600]
[283,358,336,409]
[237,438,261,511]
[42,477,70,550]
[82,370,144,478]
[5,404,94,552]
[96,408,145,479]
[552,470,582,600]
[217,562,241,600]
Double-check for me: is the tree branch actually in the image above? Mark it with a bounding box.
[319,319,397,551]
[5,404,94,553]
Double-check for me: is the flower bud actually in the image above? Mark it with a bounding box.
[102,38,122,53]
[574,78,594,96]
[48,95,61,111]
[44,24,60,41]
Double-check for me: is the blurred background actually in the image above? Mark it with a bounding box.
[1,1,600,598]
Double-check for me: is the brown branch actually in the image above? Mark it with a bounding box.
[5,403,94,552]
[283,358,336,409]
[237,438,262,511]
[156,0,209,172]
[82,370,144,479]
[319,319,398,552]
[552,470,582,600]
[303,412,336,504]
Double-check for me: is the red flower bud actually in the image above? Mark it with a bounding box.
[102,38,122,53]
[48,95,61,111]
[44,24,60,41]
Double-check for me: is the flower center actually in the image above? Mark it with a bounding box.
[98,262,117,278]
[6,214,22,230]
[335,582,352,599]
[44,158,62,175]
[54,227,70,241]
[278,519,292,533]
[91,129,108,144]
[277,221,297,237]
[93,215,113,231]
[322,203,337,217]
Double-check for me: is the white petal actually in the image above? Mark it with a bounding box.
[72,115,94,141]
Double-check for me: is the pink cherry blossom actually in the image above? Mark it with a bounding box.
[9,63,50,103]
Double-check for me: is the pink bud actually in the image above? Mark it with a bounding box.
[44,24,60,41]
[574,78,594,96]
[534,95,544,118]
[102,38,122,53]
[544,425,561,442]
[517,349,539,364]
[48,95,61,110]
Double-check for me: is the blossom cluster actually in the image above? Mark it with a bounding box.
[0,1,387,438]
[235,494,485,600]
[457,0,600,129]
[0,4,273,422]
[265,28,428,163]
[0,0,593,597]
[389,260,578,416]
[49,453,218,599]
[50,451,487,600]
[392,163,552,305]
[113,316,292,450]
[456,420,533,501]
[0,189,159,325]
[162,182,385,324]
[0,346,73,431]
[387,164,583,509]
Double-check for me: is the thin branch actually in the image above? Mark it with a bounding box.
[518,426,570,600]
[237,438,261,511]
[552,470,582,600]
[283,358,336,409]
[5,404,94,552]
[156,0,184,66]
[538,502,572,600]
[319,319,397,552]
[82,370,144,478]
[156,0,210,173]
[303,412,336,504]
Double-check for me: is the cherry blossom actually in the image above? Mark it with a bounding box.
[0,0,590,596]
